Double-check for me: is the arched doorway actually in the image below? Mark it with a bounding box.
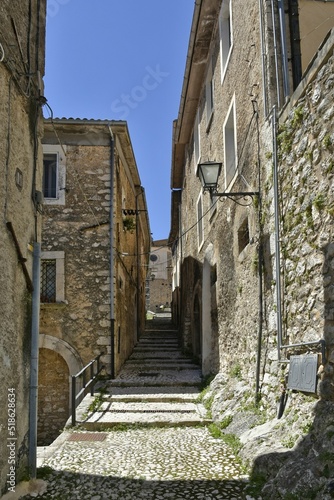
[37,335,82,445]
[38,348,69,445]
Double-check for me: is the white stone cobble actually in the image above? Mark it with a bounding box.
[32,428,251,499]
[19,322,257,499]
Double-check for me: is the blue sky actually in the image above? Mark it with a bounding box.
[44,0,194,241]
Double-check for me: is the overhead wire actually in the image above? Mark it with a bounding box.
[43,102,104,229]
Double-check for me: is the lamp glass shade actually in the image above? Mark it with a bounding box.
[197,162,222,189]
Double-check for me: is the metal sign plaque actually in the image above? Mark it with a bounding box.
[287,354,318,393]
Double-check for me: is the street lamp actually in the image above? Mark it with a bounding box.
[197,161,259,200]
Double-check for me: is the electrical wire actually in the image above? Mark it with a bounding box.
[43,103,103,229]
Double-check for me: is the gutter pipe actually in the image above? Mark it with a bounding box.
[278,0,290,98]
[28,242,41,478]
[272,107,283,359]
[271,0,282,108]
[108,127,115,378]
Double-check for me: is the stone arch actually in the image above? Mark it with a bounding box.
[38,348,69,445]
[39,334,83,375]
[37,335,83,446]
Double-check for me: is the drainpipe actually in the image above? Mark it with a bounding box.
[272,107,283,359]
[29,242,41,478]
[135,187,144,342]
[278,0,290,99]
[108,127,115,378]
[271,0,282,108]
[254,108,263,403]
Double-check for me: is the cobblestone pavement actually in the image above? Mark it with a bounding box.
[19,321,257,499]
[28,427,252,499]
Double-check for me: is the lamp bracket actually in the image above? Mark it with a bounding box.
[205,188,259,199]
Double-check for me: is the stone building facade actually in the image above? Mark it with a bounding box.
[147,239,172,312]
[170,0,334,495]
[0,1,46,494]
[39,119,150,445]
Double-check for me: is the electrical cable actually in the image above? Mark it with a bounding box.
[43,103,103,228]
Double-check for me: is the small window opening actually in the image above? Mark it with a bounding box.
[238,218,250,254]
[40,260,56,303]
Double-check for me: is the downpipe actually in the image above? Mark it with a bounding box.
[108,127,115,379]
[28,242,41,478]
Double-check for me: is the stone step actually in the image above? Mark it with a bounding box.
[137,340,179,345]
[129,352,191,360]
[105,386,201,399]
[126,362,200,370]
[82,403,210,430]
[98,401,204,413]
[133,347,180,353]
[108,365,202,386]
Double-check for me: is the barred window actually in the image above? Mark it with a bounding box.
[40,260,56,303]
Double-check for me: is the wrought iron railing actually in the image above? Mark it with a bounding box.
[71,353,105,426]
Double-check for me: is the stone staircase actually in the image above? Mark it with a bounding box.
[79,319,210,430]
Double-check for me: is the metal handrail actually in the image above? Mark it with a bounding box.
[280,339,326,365]
[71,353,105,426]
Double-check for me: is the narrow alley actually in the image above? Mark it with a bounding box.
[23,318,254,499]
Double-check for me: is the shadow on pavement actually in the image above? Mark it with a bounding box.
[21,469,252,499]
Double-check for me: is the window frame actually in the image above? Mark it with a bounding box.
[206,58,214,129]
[197,191,204,250]
[40,251,65,303]
[42,144,66,205]
[193,110,201,171]
[223,96,238,190]
[219,0,233,83]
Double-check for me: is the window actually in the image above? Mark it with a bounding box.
[219,0,233,82]
[223,97,237,189]
[206,59,214,127]
[197,192,204,248]
[42,144,66,205]
[238,218,250,254]
[194,110,201,169]
[40,251,65,303]
[43,153,58,198]
[40,260,56,303]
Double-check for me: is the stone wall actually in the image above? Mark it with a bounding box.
[0,0,45,493]
[277,46,334,401]
[39,121,150,445]
[206,29,334,500]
